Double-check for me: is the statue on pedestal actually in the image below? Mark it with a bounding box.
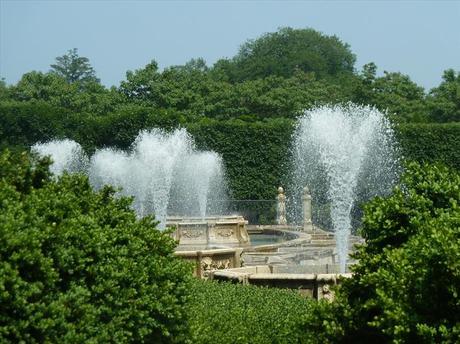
[277,186,287,225]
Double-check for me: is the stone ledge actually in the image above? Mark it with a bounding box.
[210,265,352,300]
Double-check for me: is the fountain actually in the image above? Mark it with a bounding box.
[32,139,88,175]
[291,104,400,272]
[32,129,227,229]
[211,104,400,294]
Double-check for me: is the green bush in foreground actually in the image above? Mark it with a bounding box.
[329,162,460,343]
[0,150,193,343]
[187,279,329,344]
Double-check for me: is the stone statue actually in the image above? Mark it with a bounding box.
[321,284,334,301]
[277,186,287,225]
[302,186,313,232]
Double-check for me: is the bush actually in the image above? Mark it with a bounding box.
[0,150,193,343]
[331,162,460,343]
[187,279,326,344]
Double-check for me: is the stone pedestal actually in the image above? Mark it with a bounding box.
[302,186,313,232]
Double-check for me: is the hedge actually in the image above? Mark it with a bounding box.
[187,279,327,344]
[397,122,460,171]
[1,100,459,203]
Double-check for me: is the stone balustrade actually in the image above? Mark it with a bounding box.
[168,215,250,247]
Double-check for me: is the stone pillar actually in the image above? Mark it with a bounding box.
[277,186,287,225]
[302,186,313,232]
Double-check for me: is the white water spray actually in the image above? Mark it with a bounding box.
[33,129,227,229]
[32,139,88,175]
[292,104,400,272]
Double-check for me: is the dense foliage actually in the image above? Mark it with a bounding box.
[0,150,193,343]
[397,122,460,171]
[187,279,326,344]
[427,69,460,123]
[318,163,460,343]
[213,27,356,82]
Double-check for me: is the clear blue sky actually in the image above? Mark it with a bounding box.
[1,0,459,90]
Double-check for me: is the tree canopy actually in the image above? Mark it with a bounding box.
[427,69,460,122]
[214,27,356,82]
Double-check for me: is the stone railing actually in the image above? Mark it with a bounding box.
[168,215,250,247]
[209,265,352,300]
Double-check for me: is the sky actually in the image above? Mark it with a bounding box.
[1,0,459,91]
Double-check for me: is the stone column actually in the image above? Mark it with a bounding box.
[302,186,313,232]
[277,186,287,225]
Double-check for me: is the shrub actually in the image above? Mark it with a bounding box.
[331,162,460,343]
[187,279,325,344]
[0,150,193,343]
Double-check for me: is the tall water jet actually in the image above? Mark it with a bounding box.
[31,139,88,175]
[89,129,193,228]
[291,104,400,272]
[33,129,228,229]
[171,151,227,218]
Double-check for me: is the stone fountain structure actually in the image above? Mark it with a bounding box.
[32,105,400,295]
[207,104,400,296]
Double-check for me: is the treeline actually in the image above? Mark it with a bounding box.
[1,27,459,123]
[1,27,459,199]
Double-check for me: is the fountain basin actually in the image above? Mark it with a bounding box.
[168,215,250,248]
[172,223,305,278]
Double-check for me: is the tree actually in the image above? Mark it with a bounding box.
[119,60,160,101]
[330,162,460,343]
[50,48,100,84]
[9,71,120,115]
[354,64,429,122]
[215,27,356,82]
[0,150,193,343]
[427,69,460,122]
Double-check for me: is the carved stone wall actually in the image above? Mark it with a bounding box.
[168,216,250,247]
[174,248,244,278]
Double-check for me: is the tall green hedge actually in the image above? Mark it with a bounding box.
[187,117,294,199]
[187,279,324,344]
[397,122,460,171]
[1,100,459,202]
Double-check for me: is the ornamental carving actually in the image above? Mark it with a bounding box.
[216,229,234,238]
[181,229,204,239]
[320,284,335,302]
[200,257,231,271]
